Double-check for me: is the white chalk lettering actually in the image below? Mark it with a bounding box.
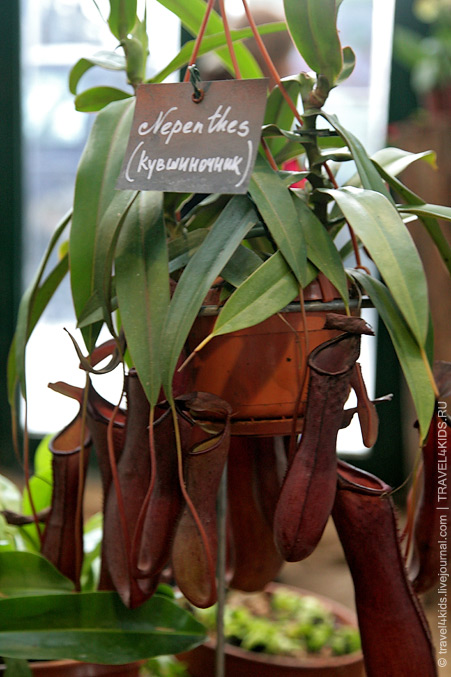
[179,157,189,172]
[138,107,178,136]
[125,140,144,182]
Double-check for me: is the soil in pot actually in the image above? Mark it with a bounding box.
[177,584,364,676]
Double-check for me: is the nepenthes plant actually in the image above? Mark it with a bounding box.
[2,1,451,674]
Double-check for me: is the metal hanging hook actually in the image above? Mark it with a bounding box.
[188,64,204,103]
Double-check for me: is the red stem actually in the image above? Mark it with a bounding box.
[261,137,278,171]
[74,377,90,588]
[183,0,216,82]
[240,0,303,126]
[171,403,216,580]
[218,0,241,79]
[107,399,131,555]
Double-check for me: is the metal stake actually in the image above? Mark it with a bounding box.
[215,462,228,677]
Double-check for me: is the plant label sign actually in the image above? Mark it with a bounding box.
[117,79,268,194]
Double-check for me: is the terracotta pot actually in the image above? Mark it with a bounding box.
[0,660,143,676]
[187,276,346,435]
[177,585,364,677]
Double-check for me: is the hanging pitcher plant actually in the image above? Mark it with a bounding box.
[2,0,451,674]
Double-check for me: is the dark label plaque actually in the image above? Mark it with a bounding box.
[117,79,268,194]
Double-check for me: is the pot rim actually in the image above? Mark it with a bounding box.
[197,298,372,317]
[191,583,363,669]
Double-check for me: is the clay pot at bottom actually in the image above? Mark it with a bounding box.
[0,660,143,676]
[177,585,364,677]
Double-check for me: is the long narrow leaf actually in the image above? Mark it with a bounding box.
[88,189,139,334]
[249,154,308,286]
[399,203,451,222]
[13,213,71,399]
[347,147,436,188]
[70,98,135,352]
[324,186,429,347]
[319,111,393,202]
[211,251,305,338]
[283,0,343,85]
[161,196,258,396]
[263,77,301,156]
[115,192,169,405]
[293,194,348,307]
[375,162,451,275]
[0,591,206,664]
[151,22,286,84]
[351,270,434,440]
[168,230,209,273]
[7,253,68,428]
[156,0,263,78]
[221,245,263,288]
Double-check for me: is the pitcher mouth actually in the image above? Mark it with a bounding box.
[337,459,392,496]
[308,332,361,377]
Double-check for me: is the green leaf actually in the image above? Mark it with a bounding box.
[0,591,206,663]
[319,112,393,201]
[336,46,356,84]
[161,196,258,396]
[212,251,301,338]
[0,475,22,514]
[351,270,434,440]
[283,0,343,85]
[347,147,436,188]
[108,0,137,40]
[156,0,263,78]
[168,230,209,274]
[293,194,348,308]
[80,513,103,592]
[279,170,310,187]
[151,22,286,84]
[21,443,53,551]
[3,657,32,676]
[70,98,135,352]
[115,192,169,405]
[263,77,301,157]
[8,249,69,415]
[249,154,308,286]
[88,189,139,334]
[13,213,70,400]
[221,245,263,288]
[399,203,451,223]
[0,552,74,597]
[375,162,451,276]
[69,52,127,95]
[324,187,429,347]
[75,86,132,112]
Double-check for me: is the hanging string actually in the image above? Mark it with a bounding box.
[240,0,303,127]
[183,0,216,83]
[218,0,242,79]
